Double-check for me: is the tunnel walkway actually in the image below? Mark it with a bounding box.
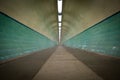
[0,47,56,80]
[0,46,120,80]
[33,46,103,80]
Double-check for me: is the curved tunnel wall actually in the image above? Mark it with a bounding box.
[0,12,57,61]
[63,11,120,57]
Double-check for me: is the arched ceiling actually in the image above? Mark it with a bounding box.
[0,0,58,41]
[62,0,120,42]
[0,0,120,42]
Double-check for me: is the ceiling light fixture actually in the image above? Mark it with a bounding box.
[57,0,63,43]
[57,0,63,14]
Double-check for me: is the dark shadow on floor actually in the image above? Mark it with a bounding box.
[65,47,120,80]
[0,47,57,80]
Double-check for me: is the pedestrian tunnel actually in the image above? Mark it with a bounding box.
[0,0,120,80]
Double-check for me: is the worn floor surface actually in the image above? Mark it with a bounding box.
[33,46,103,80]
[0,46,120,80]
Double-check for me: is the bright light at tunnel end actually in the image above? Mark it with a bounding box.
[57,0,63,43]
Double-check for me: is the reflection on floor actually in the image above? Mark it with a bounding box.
[0,46,120,80]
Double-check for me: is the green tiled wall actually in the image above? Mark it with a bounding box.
[0,12,57,60]
[64,11,120,57]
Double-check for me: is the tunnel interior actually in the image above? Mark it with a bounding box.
[0,0,120,80]
[0,0,120,61]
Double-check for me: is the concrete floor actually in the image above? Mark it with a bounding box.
[0,47,56,80]
[65,47,120,80]
[0,46,120,80]
[33,46,103,80]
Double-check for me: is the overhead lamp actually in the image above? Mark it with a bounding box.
[57,0,63,13]
[58,15,62,22]
[58,22,62,27]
